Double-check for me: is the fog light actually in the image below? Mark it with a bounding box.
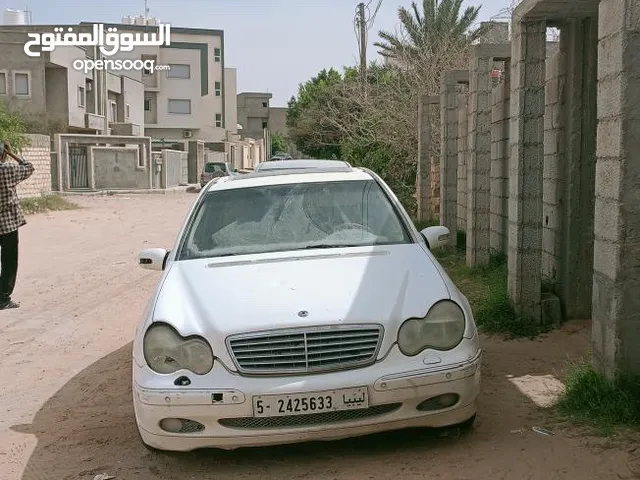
[416,393,460,412]
[159,418,205,433]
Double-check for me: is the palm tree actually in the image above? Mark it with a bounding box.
[375,0,483,60]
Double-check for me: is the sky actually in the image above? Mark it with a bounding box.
[1,0,512,106]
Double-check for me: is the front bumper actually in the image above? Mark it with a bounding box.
[133,347,482,451]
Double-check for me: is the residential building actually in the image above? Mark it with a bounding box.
[0,25,144,135]
[237,91,272,162]
[99,22,228,145]
[0,20,232,146]
[237,92,271,140]
[223,68,238,138]
[267,106,286,135]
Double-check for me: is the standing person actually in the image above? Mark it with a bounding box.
[0,141,34,309]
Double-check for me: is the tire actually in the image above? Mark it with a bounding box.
[437,414,476,438]
[455,413,476,431]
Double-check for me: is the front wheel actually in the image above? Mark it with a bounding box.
[455,413,476,430]
[437,414,476,438]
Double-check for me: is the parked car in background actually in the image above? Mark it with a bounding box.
[270,152,292,161]
[200,162,235,187]
[255,159,352,172]
[135,164,481,452]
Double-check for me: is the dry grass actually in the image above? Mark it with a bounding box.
[20,195,79,215]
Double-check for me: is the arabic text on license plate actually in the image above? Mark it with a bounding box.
[252,387,369,418]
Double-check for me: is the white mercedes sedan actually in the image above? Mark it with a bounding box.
[133,164,482,452]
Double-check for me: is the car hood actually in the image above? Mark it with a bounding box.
[151,244,452,358]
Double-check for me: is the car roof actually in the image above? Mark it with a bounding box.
[208,168,373,191]
[255,159,351,171]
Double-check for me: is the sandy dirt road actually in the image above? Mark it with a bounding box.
[0,194,638,480]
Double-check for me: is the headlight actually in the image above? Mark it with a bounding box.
[143,322,214,375]
[397,300,465,355]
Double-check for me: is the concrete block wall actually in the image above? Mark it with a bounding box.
[417,96,440,221]
[542,48,566,280]
[591,0,640,378]
[490,69,510,254]
[430,156,440,216]
[16,134,52,199]
[466,49,495,266]
[456,94,469,232]
[92,147,150,190]
[433,2,640,380]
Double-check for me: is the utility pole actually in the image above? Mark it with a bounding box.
[358,2,367,84]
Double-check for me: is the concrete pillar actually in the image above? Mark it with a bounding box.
[592,0,640,379]
[440,71,468,236]
[457,95,469,233]
[490,63,511,254]
[417,95,439,221]
[467,44,511,267]
[417,95,431,221]
[541,40,566,283]
[507,20,546,320]
[556,17,598,319]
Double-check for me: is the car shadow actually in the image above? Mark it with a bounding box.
[13,323,592,480]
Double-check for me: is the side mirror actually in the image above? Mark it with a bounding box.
[139,248,169,271]
[420,226,451,250]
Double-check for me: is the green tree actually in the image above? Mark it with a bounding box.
[271,132,287,156]
[375,0,482,61]
[286,68,344,159]
[0,102,30,151]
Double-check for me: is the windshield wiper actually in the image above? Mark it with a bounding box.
[304,243,362,249]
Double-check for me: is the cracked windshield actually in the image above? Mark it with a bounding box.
[182,180,410,258]
[0,0,638,479]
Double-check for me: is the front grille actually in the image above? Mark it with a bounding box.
[219,403,401,429]
[227,325,384,375]
[179,419,205,433]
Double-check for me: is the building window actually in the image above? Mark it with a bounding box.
[215,81,221,97]
[215,113,222,128]
[110,101,117,122]
[168,99,191,114]
[262,101,268,108]
[144,98,151,111]
[262,121,268,129]
[13,72,30,96]
[167,64,190,79]
[141,55,156,75]
[214,48,221,62]
[125,103,131,121]
[0,72,6,95]
[77,86,85,107]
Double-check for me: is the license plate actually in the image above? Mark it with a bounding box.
[252,387,369,418]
